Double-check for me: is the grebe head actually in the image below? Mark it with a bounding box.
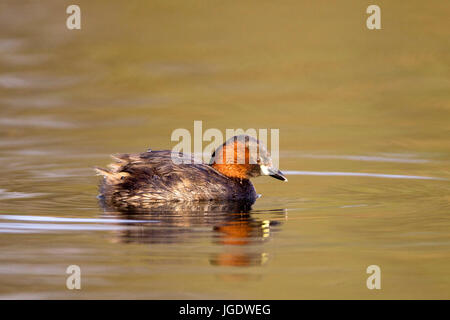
[209,135,287,181]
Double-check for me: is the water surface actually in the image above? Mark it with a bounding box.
[0,0,449,299]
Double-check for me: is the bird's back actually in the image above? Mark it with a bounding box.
[96,150,257,209]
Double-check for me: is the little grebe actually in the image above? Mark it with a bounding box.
[95,135,286,208]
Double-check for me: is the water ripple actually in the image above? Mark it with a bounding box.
[283,152,434,164]
[0,189,46,200]
[0,215,159,234]
[0,214,156,224]
[0,222,131,232]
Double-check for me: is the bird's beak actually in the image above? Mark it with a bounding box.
[261,165,288,182]
[269,169,288,182]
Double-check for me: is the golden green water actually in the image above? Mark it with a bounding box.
[0,0,449,299]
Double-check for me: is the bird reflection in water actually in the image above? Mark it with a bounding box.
[99,199,285,267]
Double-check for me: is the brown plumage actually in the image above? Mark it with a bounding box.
[95,135,287,209]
